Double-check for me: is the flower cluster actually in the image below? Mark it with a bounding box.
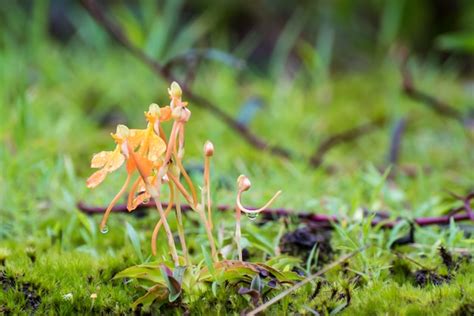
[87,82,280,266]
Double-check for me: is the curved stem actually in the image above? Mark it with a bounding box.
[100,173,131,231]
[126,177,141,211]
[151,182,174,256]
[234,179,281,261]
[236,190,282,214]
[164,121,179,164]
[175,156,198,207]
[175,188,190,265]
[167,172,194,206]
[128,145,179,265]
[159,125,168,144]
[174,124,198,207]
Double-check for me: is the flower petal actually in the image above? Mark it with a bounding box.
[128,129,146,149]
[91,151,113,168]
[86,169,108,188]
[130,191,150,210]
[137,178,146,193]
[105,149,125,172]
[128,147,153,179]
[159,106,172,122]
[125,158,136,174]
[147,133,166,163]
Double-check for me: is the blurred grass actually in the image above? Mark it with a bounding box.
[0,1,473,314]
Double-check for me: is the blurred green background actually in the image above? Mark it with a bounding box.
[1,0,474,246]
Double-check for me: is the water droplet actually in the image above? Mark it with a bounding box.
[100,226,109,234]
[246,212,258,222]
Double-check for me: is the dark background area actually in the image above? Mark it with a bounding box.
[4,0,474,75]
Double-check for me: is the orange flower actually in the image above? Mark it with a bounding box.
[87,125,131,188]
[126,104,169,211]
[87,106,168,231]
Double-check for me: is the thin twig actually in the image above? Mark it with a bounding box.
[387,118,407,166]
[77,191,474,228]
[309,118,385,168]
[400,57,463,122]
[80,0,293,159]
[245,247,366,316]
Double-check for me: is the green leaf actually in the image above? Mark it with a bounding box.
[436,33,474,53]
[160,265,182,302]
[173,266,187,284]
[265,256,301,271]
[245,227,276,255]
[201,244,216,277]
[250,275,262,293]
[306,243,319,275]
[132,283,168,309]
[113,265,163,283]
[125,222,144,262]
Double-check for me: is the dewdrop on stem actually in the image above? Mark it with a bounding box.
[235,174,281,261]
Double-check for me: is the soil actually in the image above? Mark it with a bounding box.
[280,226,333,267]
[0,271,42,312]
[413,269,451,287]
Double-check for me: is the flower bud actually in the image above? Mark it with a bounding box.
[237,175,251,192]
[168,81,182,99]
[203,140,214,157]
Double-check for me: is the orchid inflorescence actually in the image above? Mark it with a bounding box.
[87,82,281,266]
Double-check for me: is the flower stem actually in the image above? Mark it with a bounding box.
[175,157,198,207]
[175,191,190,265]
[204,156,212,229]
[235,206,242,261]
[197,203,218,262]
[128,146,179,266]
[151,182,174,256]
[100,173,131,231]
[148,183,179,265]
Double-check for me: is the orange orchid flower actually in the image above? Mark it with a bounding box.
[126,103,170,211]
[87,106,168,231]
[87,125,134,188]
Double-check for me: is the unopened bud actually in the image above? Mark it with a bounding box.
[168,81,182,99]
[237,175,251,192]
[203,140,214,157]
